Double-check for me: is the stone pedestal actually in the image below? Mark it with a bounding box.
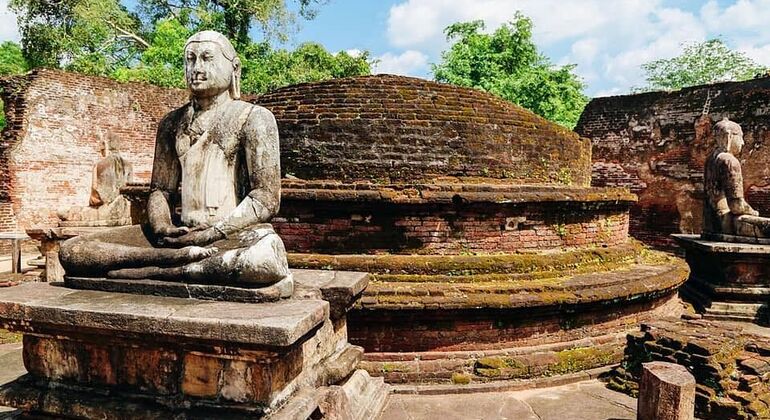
[637,362,695,420]
[673,234,770,325]
[0,269,389,419]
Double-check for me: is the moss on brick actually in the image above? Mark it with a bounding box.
[0,328,21,344]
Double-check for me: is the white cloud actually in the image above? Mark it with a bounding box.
[345,48,363,58]
[386,0,730,95]
[737,43,770,67]
[0,0,18,42]
[373,50,429,75]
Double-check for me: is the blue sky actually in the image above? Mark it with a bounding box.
[3,0,770,97]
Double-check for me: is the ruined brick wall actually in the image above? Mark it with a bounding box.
[576,76,770,248]
[0,69,187,232]
[257,75,592,186]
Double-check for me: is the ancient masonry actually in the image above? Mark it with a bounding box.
[253,76,687,385]
[1,69,688,387]
[0,69,187,233]
[576,75,770,248]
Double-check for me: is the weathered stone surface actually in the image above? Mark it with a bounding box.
[610,318,770,420]
[674,234,770,324]
[57,132,134,227]
[293,269,369,319]
[315,370,390,420]
[58,30,291,289]
[638,362,695,420]
[64,275,292,302]
[0,282,327,346]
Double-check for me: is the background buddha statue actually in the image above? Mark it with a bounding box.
[59,30,292,292]
[57,132,133,226]
[703,117,770,240]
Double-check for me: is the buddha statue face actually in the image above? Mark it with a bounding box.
[714,118,744,156]
[184,41,234,98]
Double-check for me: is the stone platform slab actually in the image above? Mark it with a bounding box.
[0,282,328,347]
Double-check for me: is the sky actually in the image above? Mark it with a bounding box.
[3,0,770,97]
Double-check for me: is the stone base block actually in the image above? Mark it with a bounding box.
[0,272,381,419]
[673,234,770,325]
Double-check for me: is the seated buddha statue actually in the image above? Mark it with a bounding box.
[57,133,133,226]
[702,117,770,241]
[59,30,291,291]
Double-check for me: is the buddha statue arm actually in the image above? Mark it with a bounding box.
[723,155,759,216]
[211,106,281,236]
[148,114,187,238]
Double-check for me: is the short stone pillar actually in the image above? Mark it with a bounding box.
[637,362,695,420]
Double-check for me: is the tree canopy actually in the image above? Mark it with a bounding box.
[5,0,371,94]
[432,14,588,129]
[637,39,768,92]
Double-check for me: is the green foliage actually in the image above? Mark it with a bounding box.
[432,14,588,128]
[10,0,143,74]
[240,42,371,93]
[637,39,768,92]
[111,18,190,88]
[111,19,371,94]
[0,41,29,76]
[138,0,322,46]
[8,0,370,94]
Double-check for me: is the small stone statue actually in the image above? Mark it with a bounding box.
[57,133,133,226]
[60,31,291,290]
[703,117,770,240]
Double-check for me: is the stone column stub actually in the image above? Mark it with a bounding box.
[637,361,695,420]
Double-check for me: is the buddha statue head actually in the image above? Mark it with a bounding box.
[714,117,744,156]
[184,30,242,100]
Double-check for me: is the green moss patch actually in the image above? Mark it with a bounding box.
[0,329,21,344]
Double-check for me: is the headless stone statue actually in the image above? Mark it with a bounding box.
[57,133,133,226]
[702,117,770,241]
[60,31,291,290]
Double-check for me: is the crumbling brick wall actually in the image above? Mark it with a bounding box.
[0,69,187,232]
[576,77,770,248]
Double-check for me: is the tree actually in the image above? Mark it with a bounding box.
[138,0,322,47]
[0,41,29,76]
[112,19,372,93]
[240,42,371,93]
[432,14,588,128]
[10,0,323,75]
[10,0,144,73]
[638,39,768,92]
[111,18,190,88]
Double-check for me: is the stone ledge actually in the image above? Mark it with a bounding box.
[121,182,637,205]
[355,261,689,311]
[63,275,293,303]
[674,234,770,255]
[390,366,612,395]
[288,242,645,277]
[0,283,328,347]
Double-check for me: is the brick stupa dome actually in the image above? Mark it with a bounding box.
[257,75,591,186]
[249,75,688,386]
